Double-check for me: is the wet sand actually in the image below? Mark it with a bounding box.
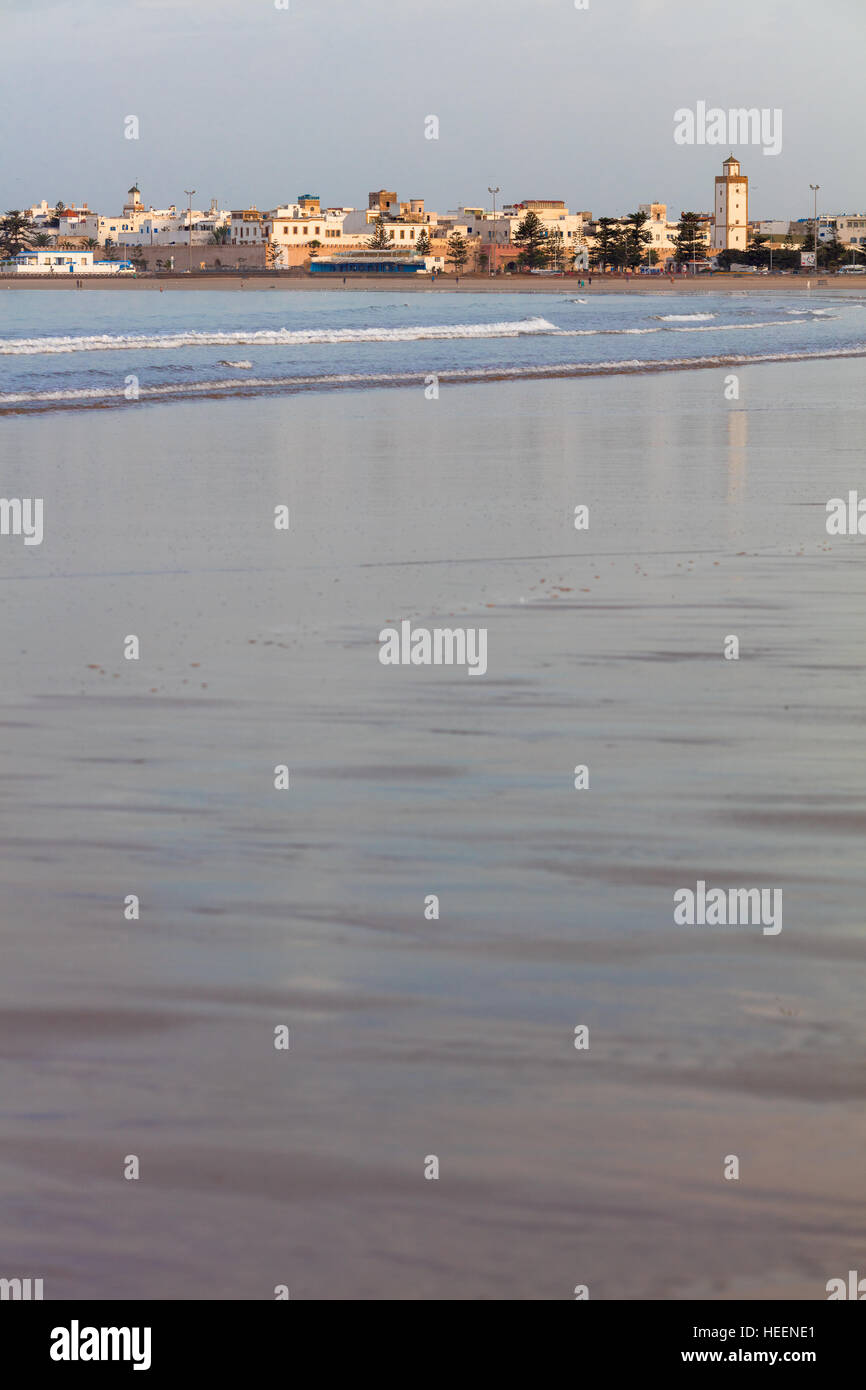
[1,358,865,1298]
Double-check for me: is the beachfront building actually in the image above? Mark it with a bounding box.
[711,155,748,251]
[638,203,676,264]
[827,214,866,248]
[2,250,134,275]
[310,248,429,275]
[94,185,229,247]
[262,199,352,267]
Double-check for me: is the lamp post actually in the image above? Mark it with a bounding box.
[809,183,820,263]
[185,188,196,272]
[488,185,500,276]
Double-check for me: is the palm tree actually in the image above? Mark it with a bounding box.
[0,209,36,257]
[84,238,99,251]
[32,233,52,247]
[208,225,230,245]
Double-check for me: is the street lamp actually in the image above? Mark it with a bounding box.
[185,188,196,272]
[809,183,820,263]
[488,185,500,276]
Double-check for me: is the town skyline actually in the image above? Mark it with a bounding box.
[2,0,864,218]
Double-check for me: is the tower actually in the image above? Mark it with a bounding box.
[712,155,748,251]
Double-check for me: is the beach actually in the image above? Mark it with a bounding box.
[2,273,864,295]
[1,346,865,1298]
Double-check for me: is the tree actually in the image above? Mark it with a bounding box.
[32,232,52,247]
[673,212,706,267]
[747,230,770,266]
[646,246,659,266]
[621,211,652,268]
[208,225,230,245]
[367,215,391,249]
[512,210,547,269]
[415,228,431,256]
[0,209,36,257]
[102,243,118,261]
[84,238,99,250]
[589,216,620,271]
[54,200,65,217]
[446,231,469,272]
[819,230,848,271]
[307,239,322,262]
[545,228,565,272]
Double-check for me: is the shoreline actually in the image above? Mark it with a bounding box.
[2,272,864,295]
[4,346,864,418]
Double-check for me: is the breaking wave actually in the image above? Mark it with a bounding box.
[0,317,557,356]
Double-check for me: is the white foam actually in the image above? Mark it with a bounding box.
[0,317,558,356]
[654,312,717,321]
[3,344,865,410]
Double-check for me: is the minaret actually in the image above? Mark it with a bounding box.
[123,183,143,214]
[712,155,748,251]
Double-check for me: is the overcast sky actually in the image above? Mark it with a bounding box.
[2,0,864,220]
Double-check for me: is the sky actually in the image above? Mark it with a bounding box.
[1,0,864,221]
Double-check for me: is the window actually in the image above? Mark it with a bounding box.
[293,226,298,234]
[283,226,288,234]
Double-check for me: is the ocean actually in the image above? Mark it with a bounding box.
[1,287,865,410]
[1,289,865,1298]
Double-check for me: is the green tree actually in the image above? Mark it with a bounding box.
[819,230,849,271]
[208,225,230,245]
[513,210,547,269]
[415,228,431,256]
[84,237,99,250]
[673,212,706,267]
[0,209,36,257]
[32,232,52,247]
[367,215,391,249]
[589,217,620,270]
[545,228,566,272]
[746,230,769,265]
[622,210,652,267]
[446,231,469,272]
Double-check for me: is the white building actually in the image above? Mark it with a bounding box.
[712,155,748,251]
[97,185,229,247]
[3,250,134,275]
